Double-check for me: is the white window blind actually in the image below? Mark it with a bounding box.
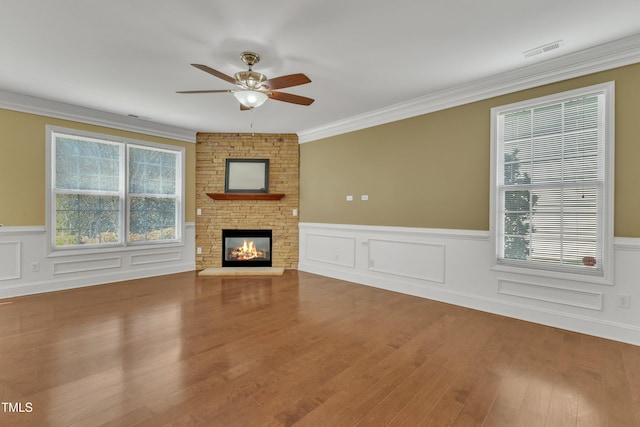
[493,83,613,277]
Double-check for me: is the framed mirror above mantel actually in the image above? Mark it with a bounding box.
[207,158,285,200]
[225,158,269,193]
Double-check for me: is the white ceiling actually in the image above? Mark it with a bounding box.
[1,1,639,139]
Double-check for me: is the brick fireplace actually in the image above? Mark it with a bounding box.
[195,133,299,270]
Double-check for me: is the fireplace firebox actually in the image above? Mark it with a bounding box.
[222,229,272,267]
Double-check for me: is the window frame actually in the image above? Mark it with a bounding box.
[489,82,615,285]
[46,125,185,254]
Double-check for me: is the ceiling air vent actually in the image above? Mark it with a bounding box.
[523,40,564,59]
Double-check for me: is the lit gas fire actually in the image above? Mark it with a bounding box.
[230,240,264,260]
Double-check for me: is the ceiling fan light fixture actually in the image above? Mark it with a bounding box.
[235,71,267,89]
[233,90,268,108]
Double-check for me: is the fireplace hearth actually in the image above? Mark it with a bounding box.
[222,229,272,267]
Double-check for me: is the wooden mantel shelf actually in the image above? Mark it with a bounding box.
[206,193,285,201]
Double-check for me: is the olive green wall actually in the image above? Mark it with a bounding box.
[300,63,640,237]
[0,109,196,226]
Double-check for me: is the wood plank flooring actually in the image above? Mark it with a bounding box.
[0,270,638,426]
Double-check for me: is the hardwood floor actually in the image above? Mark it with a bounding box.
[0,270,638,426]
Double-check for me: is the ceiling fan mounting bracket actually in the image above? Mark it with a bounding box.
[240,51,260,68]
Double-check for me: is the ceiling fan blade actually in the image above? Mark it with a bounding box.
[176,89,233,94]
[191,64,237,85]
[269,91,315,106]
[265,73,311,90]
[240,104,251,111]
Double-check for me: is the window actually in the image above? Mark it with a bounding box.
[128,146,180,242]
[48,127,184,250]
[491,82,614,280]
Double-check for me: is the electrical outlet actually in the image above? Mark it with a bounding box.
[369,259,374,268]
[196,247,202,255]
[617,294,631,308]
[30,262,40,272]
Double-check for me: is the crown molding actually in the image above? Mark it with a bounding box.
[0,90,197,143]
[298,33,640,144]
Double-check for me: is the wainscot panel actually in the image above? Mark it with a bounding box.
[53,257,121,275]
[0,241,21,280]
[368,239,445,283]
[497,279,603,310]
[306,233,356,268]
[131,250,182,266]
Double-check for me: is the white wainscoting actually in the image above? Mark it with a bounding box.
[0,223,196,298]
[299,222,640,346]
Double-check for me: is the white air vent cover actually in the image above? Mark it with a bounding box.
[523,40,564,59]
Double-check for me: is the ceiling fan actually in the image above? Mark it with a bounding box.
[177,51,314,110]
